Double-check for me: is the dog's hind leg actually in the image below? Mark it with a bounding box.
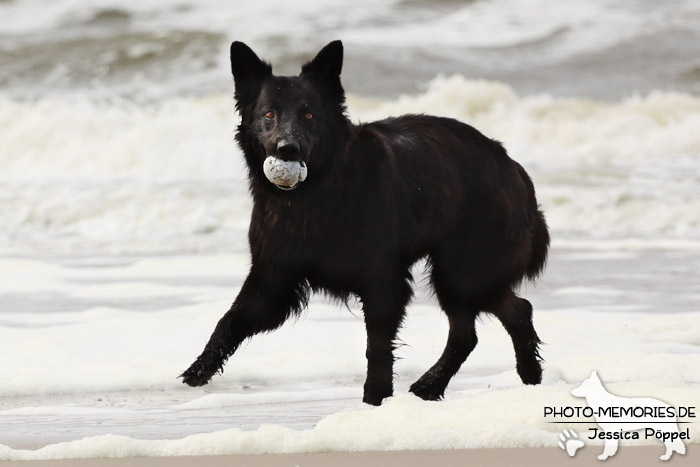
[180,266,308,387]
[361,276,412,406]
[409,309,478,401]
[489,292,542,385]
[409,250,481,401]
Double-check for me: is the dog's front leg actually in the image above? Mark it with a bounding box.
[181,267,307,387]
[361,281,411,406]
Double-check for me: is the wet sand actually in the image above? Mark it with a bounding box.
[0,446,695,467]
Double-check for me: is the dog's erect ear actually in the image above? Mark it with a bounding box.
[230,42,272,105]
[301,40,343,79]
[300,41,345,107]
[300,41,344,103]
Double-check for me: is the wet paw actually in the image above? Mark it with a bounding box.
[362,392,386,406]
[179,353,221,387]
[179,365,214,387]
[363,379,392,406]
[517,359,542,385]
[409,378,445,401]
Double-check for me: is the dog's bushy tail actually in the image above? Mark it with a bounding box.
[526,209,550,281]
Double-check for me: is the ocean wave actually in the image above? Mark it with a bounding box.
[3,0,700,101]
[1,76,699,254]
[352,76,700,239]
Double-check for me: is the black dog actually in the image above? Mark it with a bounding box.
[181,40,550,406]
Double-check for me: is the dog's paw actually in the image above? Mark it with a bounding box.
[179,366,212,387]
[362,377,393,406]
[558,429,584,457]
[517,359,542,385]
[362,385,393,406]
[408,379,445,401]
[179,348,228,387]
[179,356,219,387]
[362,392,386,406]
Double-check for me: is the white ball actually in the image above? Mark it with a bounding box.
[263,156,308,189]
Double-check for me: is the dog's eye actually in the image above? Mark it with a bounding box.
[265,111,275,119]
[304,112,313,120]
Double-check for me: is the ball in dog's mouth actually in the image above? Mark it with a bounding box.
[263,156,308,190]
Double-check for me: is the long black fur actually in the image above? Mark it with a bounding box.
[181,40,550,405]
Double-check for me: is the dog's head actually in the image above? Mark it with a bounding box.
[230,40,348,192]
[571,370,603,398]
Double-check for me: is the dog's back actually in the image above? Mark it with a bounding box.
[350,114,549,293]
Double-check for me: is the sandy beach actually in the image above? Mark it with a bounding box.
[1,447,696,467]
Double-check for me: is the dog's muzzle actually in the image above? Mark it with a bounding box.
[263,156,308,190]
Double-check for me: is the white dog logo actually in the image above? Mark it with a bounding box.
[571,370,686,461]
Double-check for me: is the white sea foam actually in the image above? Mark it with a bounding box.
[1,286,699,460]
[3,385,697,460]
[1,250,699,458]
[2,77,699,254]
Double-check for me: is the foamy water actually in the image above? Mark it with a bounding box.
[1,252,699,459]
[2,77,699,255]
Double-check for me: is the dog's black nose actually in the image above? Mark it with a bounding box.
[277,140,300,159]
